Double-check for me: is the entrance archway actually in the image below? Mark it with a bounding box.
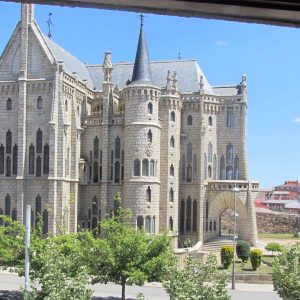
[219,208,234,237]
[205,191,254,243]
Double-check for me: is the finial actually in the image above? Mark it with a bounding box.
[47,12,53,38]
[242,74,247,86]
[178,52,182,60]
[167,70,172,85]
[173,71,178,91]
[199,75,204,95]
[140,13,145,26]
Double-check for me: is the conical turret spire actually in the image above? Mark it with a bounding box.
[131,14,152,84]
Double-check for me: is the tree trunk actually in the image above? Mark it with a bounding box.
[122,282,126,300]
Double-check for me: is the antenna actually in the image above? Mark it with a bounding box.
[47,12,53,38]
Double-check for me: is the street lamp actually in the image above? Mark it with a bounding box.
[231,185,240,290]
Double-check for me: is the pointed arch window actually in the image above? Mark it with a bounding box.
[220,155,225,180]
[93,161,99,182]
[213,154,217,180]
[6,130,12,154]
[187,115,193,125]
[193,154,197,180]
[227,106,234,127]
[92,217,98,230]
[94,136,99,159]
[187,165,192,182]
[12,208,17,221]
[180,199,185,233]
[146,186,151,202]
[186,197,192,231]
[29,144,35,174]
[36,129,42,153]
[203,154,207,180]
[42,210,48,234]
[234,155,240,180]
[147,130,152,143]
[226,166,233,180]
[13,145,18,175]
[36,194,42,216]
[208,165,212,178]
[169,188,174,202]
[145,216,151,233]
[43,144,49,174]
[6,156,11,177]
[150,159,155,176]
[5,194,11,216]
[134,159,141,176]
[65,100,68,112]
[187,143,192,163]
[181,155,186,180]
[226,144,233,164]
[170,136,175,148]
[7,98,12,110]
[208,142,212,163]
[0,145,4,174]
[36,156,41,177]
[115,136,120,159]
[208,116,212,126]
[114,161,120,183]
[92,196,98,215]
[169,217,173,231]
[170,164,174,177]
[148,102,153,114]
[170,111,175,122]
[137,216,144,229]
[142,159,149,176]
[37,96,43,109]
[193,200,197,232]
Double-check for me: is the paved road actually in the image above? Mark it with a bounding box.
[0,273,282,299]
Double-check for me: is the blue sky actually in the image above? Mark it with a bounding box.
[0,2,299,188]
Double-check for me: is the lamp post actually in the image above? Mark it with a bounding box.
[231,186,239,290]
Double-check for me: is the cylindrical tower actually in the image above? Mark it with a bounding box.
[123,18,161,233]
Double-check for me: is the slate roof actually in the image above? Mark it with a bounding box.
[212,85,240,96]
[131,22,153,85]
[87,59,214,94]
[42,34,94,89]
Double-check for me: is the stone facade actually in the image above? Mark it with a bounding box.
[0,4,259,246]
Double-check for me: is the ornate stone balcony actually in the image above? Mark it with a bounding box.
[205,180,259,192]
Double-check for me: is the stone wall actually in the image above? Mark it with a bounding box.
[256,211,299,233]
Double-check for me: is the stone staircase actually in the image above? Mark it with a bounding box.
[201,236,234,253]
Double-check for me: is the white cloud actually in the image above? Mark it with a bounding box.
[294,117,300,123]
[215,40,228,47]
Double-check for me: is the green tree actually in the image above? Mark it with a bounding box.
[0,215,25,272]
[91,193,175,300]
[236,240,251,263]
[273,244,300,300]
[163,253,231,300]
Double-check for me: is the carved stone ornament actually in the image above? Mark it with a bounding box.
[145,143,153,157]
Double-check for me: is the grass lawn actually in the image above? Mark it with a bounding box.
[219,259,273,274]
[258,233,299,239]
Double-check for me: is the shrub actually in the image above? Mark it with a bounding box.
[265,242,283,256]
[236,240,251,262]
[273,244,300,300]
[221,245,234,269]
[250,249,262,271]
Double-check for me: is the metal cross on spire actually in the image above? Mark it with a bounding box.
[47,12,53,38]
[140,13,147,26]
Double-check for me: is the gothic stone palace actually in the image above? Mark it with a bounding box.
[0,4,259,246]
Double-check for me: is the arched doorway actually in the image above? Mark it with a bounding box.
[205,191,256,245]
[219,208,234,237]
